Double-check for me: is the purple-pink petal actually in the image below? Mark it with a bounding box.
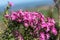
[51,27,57,35]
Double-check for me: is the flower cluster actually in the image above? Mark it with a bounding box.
[5,10,57,40]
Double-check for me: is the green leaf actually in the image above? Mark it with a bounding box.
[9,38,15,40]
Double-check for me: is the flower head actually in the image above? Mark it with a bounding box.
[24,23,29,28]
[8,2,13,6]
[51,27,57,35]
[46,33,50,40]
[4,14,10,19]
[39,32,45,40]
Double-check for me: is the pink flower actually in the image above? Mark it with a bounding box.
[46,26,50,32]
[24,23,29,28]
[5,14,9,19]
[34,27,39,32]
[51,27,57,35]
[30,22,34,28]
[11,12,18,20]
[40,13,45,18]
[40,13,45,21]
[4,9,58,40]
[47,22,51,26]
[11,14,17,20]
[46,33,50,40]
[20,10,24,16]
[47,17,55,24]
[8,2,13,6]
[39,32,45,40]
[47,17,51,22]
[17,19,21,23]
[40,17,45,22]
[51,18,55,24]
[41,21,47,28]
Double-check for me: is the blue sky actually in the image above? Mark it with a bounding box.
[0,0,54,6]
[0,0,54,12]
